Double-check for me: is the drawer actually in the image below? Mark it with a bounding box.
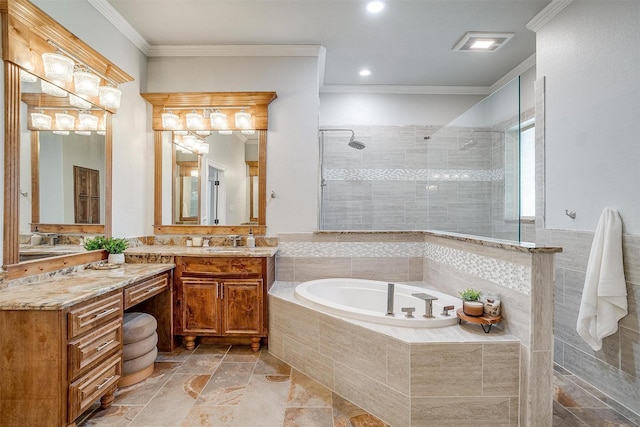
[68,352,121,422]
[178,256,262,276]
[68,318,122,379]
[124,273,169,309]
[68,293,123,339]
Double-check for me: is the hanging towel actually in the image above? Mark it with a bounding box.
[576,208,628,351]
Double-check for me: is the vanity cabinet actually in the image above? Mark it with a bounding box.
[174,256,274,351]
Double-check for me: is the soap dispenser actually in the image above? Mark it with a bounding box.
[246,229,255,248]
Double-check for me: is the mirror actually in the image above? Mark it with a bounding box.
[1,0,134,276]
[160,130,260,226]
[142,92,276,236]
[20,73,107,235]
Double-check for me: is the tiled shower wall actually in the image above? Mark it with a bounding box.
[537,228,640,415]
[320,124,519,240]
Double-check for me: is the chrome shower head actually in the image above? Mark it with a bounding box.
[348,136,366,150]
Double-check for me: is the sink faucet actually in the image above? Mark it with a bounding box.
[386,283,395,316]
[227,235,242,247]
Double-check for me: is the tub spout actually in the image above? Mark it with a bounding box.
[412,292,438,318]
[386,283,395,316]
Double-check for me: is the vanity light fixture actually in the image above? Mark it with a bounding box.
[98,85,122,109]
[41,80,67,97]
[162,111,181,130]
[186,110,204,130]
[209,110,227,129]
[55,111,75,131]
[31,110,52,130]
[69,94,92,109]
[235,109,252,129]
[73,68,100,97]
[78,112,99,130]
[20,69,37,83]
[199,142,210,154]
[42,52,74,82]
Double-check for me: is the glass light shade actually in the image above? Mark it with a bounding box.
[235,110,252,129]
[42,52,74,82]
[183,135,197,149]
[20,70,37,83]
[97,130,106,136]
[98,86,122,109]
[186,111,204,130]
[199,142,210,154]
[55,112,75,130]
[41,80,67,97]
[78,113,99,130]
[162,112,180,130]
[190,170,199,177]
[196,130,210,136]
[174,130,188,136]
[69,94,92,109]
[53,130,70,135]
[31,112,52,129]
[209,111,227,129]
[241,130,256,135]
[73,70,100,97]
[75,130,91,136]
[218,130,232,135]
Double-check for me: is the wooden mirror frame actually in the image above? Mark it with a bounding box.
[1,0,133,278]
[142,92,276,236]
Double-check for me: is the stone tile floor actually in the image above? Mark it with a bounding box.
[79,344,640,426]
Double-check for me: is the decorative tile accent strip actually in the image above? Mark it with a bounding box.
[277,242,423,258]
[424,243,531,294]
[324,168,505,182]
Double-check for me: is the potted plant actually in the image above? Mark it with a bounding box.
[459,288,484,317]
[84,236,128,264]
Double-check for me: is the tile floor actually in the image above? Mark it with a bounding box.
[79,344,640,427]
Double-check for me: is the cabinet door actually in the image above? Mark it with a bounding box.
[180,277,221,335]
[221,280,263,335]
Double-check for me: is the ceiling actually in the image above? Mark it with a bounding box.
[102,0,551,90]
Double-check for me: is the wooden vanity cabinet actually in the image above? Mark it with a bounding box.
[174,256,275,352]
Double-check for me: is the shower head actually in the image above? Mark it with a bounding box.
[348,137,366,150]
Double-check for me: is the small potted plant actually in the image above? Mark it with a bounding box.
[83,236,106,251]
[459,288,484,317]
[103,237,129,264]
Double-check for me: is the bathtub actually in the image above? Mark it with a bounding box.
[294,278,462,327]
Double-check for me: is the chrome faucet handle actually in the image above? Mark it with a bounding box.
[441,305,455,316]
[401,307,416,318]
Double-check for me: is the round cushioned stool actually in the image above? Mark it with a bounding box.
[119,312,158,387]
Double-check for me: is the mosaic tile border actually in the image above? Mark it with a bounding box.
[277,242,424,257]
[323,168,505,182]
[424,243,531,295]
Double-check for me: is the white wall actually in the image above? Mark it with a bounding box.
[537,1,640,232]
[33,0,150,238]
[147,56,321,235]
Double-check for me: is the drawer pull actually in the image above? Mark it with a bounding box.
[96,375,115,390]
[145,285,165,293]
[94,308,118,319]
[95,340,115,352]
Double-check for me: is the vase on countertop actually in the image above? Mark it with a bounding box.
[108,253,125,264]
[462,300,485,317]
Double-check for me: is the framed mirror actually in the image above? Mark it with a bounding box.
[1,0,133,277]
[142,92,276,236]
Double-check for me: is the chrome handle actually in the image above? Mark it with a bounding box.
[94,308,117,319]
[145,285,165,294]
[95,340,114,352]
[401,307,415,318]
[96,375,115,390]
[441,305,455,316]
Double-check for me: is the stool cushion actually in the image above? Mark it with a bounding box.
[123,312,157,344]
[122,347,158,376]
[123,332,158,361]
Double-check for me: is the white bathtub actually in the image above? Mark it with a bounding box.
[294,278,462,327]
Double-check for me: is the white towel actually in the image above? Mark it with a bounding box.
[576,208,628,351]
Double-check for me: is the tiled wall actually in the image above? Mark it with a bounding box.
[537,228,640,415]
[320,125,519,240]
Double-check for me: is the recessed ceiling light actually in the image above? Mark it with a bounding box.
[453,32,514,52]
[366,1,384,13]
[359,69,372,77]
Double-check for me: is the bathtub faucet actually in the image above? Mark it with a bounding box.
[386,283,395,316]
[412,293,438,318]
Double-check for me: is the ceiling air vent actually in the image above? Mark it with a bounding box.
[453,32,514,52]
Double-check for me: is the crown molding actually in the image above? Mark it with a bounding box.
[490,53,536,94]
[320,85,491,95]
[147,44,325,57]
[87,0,151,55]
[526,0,573,32]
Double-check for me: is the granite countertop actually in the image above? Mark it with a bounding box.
[125,245,279,258]
[0,263,174,310]
[19,244,87,255]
